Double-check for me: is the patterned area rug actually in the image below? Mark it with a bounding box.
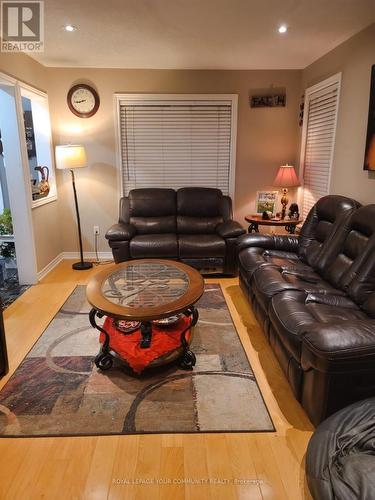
[0,284,274,436]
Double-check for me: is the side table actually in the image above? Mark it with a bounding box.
[244,215,303,234]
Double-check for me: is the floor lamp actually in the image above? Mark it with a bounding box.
[55,145,93,270]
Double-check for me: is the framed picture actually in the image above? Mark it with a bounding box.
[364,64,375,170]
[256,191,278,214]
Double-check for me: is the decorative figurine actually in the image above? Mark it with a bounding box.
[34,166,50,198]
[288,203,299,219]
[262,211,273,220]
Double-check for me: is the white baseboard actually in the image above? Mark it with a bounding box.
[37,252,64,281]
[37,251,113,281]
[62,251,113,260]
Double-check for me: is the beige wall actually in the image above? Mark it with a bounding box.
[1,22,374,268]
[0,51,62,273]
[48,68,301,252]
[0,55,303,263]
[302,23,375,205]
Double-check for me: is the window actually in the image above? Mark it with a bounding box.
[116,94,237,196]
[300,74,341,218]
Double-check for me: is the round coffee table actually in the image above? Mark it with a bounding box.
[86,259,204,372]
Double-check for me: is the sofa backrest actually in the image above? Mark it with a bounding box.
[176,187,230,234]
[320,205,375,299]
[344,206,375,306]
[298,195,360,269]
[121,188,177,234]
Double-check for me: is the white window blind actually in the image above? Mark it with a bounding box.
[118,97,236,195]
[301,76,341,218]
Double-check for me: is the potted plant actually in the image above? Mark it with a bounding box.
[0,208,13,236]
[0,209,15,276]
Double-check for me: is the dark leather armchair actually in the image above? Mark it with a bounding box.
[106,187,245,275]
[306,397,375,499]
[237,196,375,425]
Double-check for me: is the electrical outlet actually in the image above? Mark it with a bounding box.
[93,226,100,235]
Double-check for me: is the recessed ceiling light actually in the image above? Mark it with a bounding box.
[64,25,77,32]
[278,25,288,34]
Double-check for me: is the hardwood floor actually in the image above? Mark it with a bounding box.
[0,261,314,499]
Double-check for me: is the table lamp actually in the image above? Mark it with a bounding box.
[55,145,93,270]
[273,164,300,219]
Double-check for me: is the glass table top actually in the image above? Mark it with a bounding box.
[101,262,190,309]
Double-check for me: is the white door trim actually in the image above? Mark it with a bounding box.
[0,73,38,284]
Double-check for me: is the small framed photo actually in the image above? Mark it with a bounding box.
[256,191,278,214]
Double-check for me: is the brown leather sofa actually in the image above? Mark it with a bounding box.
[106,187,245,275]
[238,195,375,425]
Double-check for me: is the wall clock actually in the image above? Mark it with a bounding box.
[67,84,100,118]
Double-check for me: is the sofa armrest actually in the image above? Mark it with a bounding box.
[301,320,375,372]
[105,223,136,242]
[216,220,245,239]
[237,233,299,252]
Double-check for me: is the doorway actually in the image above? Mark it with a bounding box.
[0,73,38,305]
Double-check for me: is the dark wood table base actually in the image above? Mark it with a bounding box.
[89,306,199,372]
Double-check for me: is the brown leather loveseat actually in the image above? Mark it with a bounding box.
[106,187,245,275]
[238,195,375,425]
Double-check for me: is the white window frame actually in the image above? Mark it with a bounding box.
[298,73,342,212]
[18,81,57,209]
[114,93,238,199]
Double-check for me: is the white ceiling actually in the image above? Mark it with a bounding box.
[33,0,375,69]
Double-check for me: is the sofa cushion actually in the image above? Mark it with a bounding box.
[128,188,176,217]
[178,234,225,258]
[324,229,370,287]
[320,205,375,298]
[177,215,222,234]
[237,233,301,281]
[298,195,359,269]
[270,290,367,362]
[252,265,345,313]
[176,188,224,234]
[239,248,301,277]
[177,187,223,217]
[301,319,375,373]
[130,216,176,235]
[128,189,177,234]
[130,234,178,259]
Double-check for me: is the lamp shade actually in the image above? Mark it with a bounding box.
[273,164,300,188]
[55,145,87,170]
